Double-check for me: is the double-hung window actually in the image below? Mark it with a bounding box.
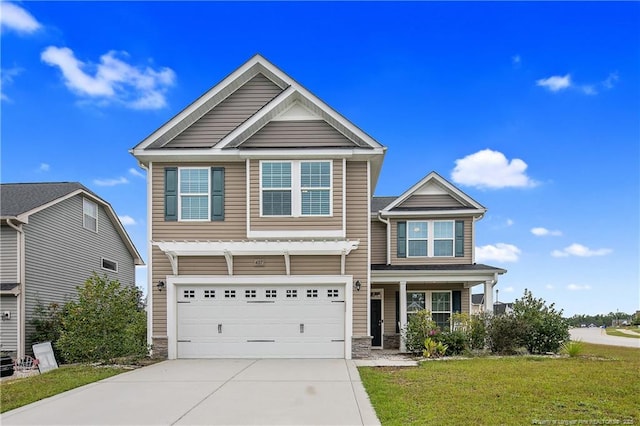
[403,220,455,257]
[406,291,426,321]
[407,221,428,257]
[83,198,98,232]
[179,168,210,220]
[261,160,332,217]
[431,291,452,330]
[433,221,454,256]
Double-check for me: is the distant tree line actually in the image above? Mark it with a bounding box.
[565,312,639,327]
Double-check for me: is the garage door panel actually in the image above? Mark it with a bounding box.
[176,283,346,358]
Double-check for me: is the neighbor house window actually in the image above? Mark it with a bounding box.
[407,221,428,257]
[431,291,452,330]
[261,160,332,217]
[179,168,209,220]
[83,198,98,232]
[101,258,118,272]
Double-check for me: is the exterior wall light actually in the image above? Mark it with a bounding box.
[355,280,361,291]
[157,280,165,292]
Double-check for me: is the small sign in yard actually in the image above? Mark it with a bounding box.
[32,342,58,373]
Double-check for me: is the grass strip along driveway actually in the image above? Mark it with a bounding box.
[1,365,128,413]
[359,344,639,425]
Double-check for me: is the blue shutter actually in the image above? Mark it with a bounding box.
[455,220,464,257]
[397,221,407,258]
[452,291,462,313]
[211,167,224,221]
[164,167,178,221]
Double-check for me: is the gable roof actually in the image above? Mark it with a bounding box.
[1,182,143,265]
[380,171,486,216]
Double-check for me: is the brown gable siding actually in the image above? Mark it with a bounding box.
[290,255,341,275]
[370,219,387,264]
[249,159,343,232]
[163,74,283,149]
[395,194,465,209]
[178,256,228,275]
[152,162,246,240]
[240,120,358,149]
[390,217,472,265]
[345,161,369,336]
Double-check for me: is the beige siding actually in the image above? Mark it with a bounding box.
[152,162,246,240]
[164,74,283,148]
[234,256,286,275]
[178,256,228,275]
[370,220,386,265]
[390,217,472,265]
[249,159,343,232]
[345,161,369,336]
[395,194,464,209]
[0,225,18,282]
[151,246,172,336]
[290,256,341,275]
[240,121,358,149]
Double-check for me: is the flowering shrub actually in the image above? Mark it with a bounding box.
[402,310,438,353]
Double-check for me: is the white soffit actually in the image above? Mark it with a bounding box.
[154,240,360,257]
[271,101,322,121]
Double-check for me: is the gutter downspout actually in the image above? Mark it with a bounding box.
[377,212,391,265]
[138,161,153,353]
[6,218,25,358]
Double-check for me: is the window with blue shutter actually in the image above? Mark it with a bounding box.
[397,221,406,258]
[455,220,464,257]
[211,167,224,221]
[164,167,178,221]
[452,290,462,313]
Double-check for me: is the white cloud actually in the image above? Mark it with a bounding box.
[0,2,42,34]
[502,286,515,293]
[602,72,619,89]
[506,219,514,227]
[545,284,554,290]
[93,176,129,187]
[118,215,137,226]
[129,167,145,178]
[1,66,23,102]
[551,243,612,258]
[581,85,597,95]
[567,284,591,291]
[451,149,537,189]
[536,74,571,92]
[38,163,50,172]
[475,243,521,263]
[512,55,521,67]
[41,47,176,110]
[531,227,562,237]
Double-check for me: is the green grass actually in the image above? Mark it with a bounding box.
[1,365,128,413]
[605,328,640,338]
[359,343,639,425]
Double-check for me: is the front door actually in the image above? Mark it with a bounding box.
[371,299,382,347]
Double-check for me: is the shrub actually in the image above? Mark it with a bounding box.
[30,301,67,363]
[512,289,569,354]
[403,310,438,354]
[486,313,528,354]
[434,330,467,356]
[423,338,447,358]
[561,340,584,357]
[57,273,148,363]
[450,312,488,351]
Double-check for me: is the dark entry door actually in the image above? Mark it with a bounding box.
[371,299,382,347]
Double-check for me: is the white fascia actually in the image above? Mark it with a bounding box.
[379,209,486,218]
[370,270,505,285]
[154,240,359,257]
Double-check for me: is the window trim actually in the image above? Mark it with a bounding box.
[178,167,211,222]
[259,160,333,217]
[101,257,118,273]
[403,220,456,258]
[407,221,428,258]
[433,221,455,257]
[431,290,453,330]
[83,198,98,233]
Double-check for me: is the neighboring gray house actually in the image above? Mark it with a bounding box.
[0,183,143,358]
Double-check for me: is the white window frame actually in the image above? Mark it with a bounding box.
[431,291,453,330]
[178,167,210,222]
[83,198,98,232]
[259,160,333,217]
[101,257,118,273]
[405,220,456,258]
[406,291,426,314]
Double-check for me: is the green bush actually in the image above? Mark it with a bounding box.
[402,310,438,354]
[30,301,67,363]
[512,289,569,354]
[57,273,148,363]
[486,313,528,354]
[423,337,447,358]
[561,340,584,357]
[434,330,467,356]
[450,312,488,351]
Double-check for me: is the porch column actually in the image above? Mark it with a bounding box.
[484,280,494,314]
[399,281,407,352]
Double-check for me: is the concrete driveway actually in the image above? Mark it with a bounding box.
[1,359,380,426]
[570,327,640,348]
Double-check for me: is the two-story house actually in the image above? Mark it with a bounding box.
[0,183,144,358]
[131,55,505,359]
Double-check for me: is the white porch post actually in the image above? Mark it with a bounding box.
[484,280,494,314]
[399,281,407,352]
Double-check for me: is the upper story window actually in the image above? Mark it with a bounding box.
[83,198,98,232]
[404,220,455,257]
[179,168,210,221]
[261,160,332,217]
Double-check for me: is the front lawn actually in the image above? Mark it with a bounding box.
[1,365,128,413]
[359,343,639,425]
[605,328,640,338]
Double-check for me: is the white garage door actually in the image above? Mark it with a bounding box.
[176,284,345,358]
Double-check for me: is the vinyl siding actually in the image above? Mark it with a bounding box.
[0,295,18,354]
[249,159,343,232]
[394,194,464,209]
[290,256,341,275]
[240,121,358,149]
[164,74,283,149]
[151,245,172,336]
[23,195,136,354]
[370,220,386,264]
[345,161,369,336]
[152,162,246,240]
[178,256,228,275]
[1,225,18,283]
[390,217,472,265]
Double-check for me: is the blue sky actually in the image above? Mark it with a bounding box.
[2,1,638,317]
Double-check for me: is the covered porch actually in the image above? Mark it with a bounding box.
[370,264,506,351]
